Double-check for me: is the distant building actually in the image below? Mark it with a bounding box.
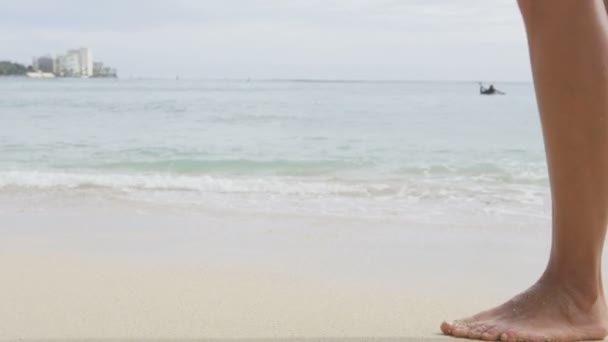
[54,47,93,77]
[30,47,116,78]
[76,48,93,77]
[93,62,103,75]
[32,55,55,73]
[54,55,66,76]
[65,52,80,76]
[92,61,117,78]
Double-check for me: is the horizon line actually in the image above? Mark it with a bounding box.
[0,73,533,84]
[80,77,535,84]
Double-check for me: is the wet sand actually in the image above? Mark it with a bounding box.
[0,191,553,340]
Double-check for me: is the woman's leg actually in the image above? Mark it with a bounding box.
[441,1,608,341]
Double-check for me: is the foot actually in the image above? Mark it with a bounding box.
[440,277,608,341]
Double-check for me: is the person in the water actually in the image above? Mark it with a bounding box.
[479,84,498,95]
[442,1,608,341]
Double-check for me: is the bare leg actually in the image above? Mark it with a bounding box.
[441,1,608,341]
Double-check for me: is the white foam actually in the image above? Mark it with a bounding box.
[0,170,551,224]
[0,170,378,196]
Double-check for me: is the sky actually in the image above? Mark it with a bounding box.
[0,0,531,81]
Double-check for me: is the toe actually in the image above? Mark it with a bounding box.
[468,323,492,340]
[440,321,455,335]
[500,331,523,342]
[453,322,474,338]
[441,319,473,336]
[481,326,503,341]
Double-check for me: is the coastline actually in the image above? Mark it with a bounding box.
[0,191,551,340]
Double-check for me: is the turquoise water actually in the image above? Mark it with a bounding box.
[0,78,548,224]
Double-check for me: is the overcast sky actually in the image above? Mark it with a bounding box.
[0,0,531,81]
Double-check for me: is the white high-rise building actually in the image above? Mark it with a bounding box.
[77,48,93,77]
[65,51,81,76]
[55,47,93,77]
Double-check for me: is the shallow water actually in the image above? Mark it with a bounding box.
[0,78,548,225]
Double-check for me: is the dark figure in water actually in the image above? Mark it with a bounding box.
[480,83,504,95]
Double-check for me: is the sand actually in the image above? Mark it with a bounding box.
[0,191,553,340]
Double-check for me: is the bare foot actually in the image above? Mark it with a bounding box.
[440,276,608,342]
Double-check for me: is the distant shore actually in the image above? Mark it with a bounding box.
[0,74,118,79]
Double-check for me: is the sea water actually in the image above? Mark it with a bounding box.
[0,78,548,226]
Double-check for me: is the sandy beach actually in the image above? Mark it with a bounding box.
[0,190,553,340]
[0,0,569,339]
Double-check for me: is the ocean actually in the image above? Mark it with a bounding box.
[0,78,549,227]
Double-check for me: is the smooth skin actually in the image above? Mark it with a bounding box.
[441,1,608,341]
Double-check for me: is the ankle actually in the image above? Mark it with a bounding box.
[539,268,605,310]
